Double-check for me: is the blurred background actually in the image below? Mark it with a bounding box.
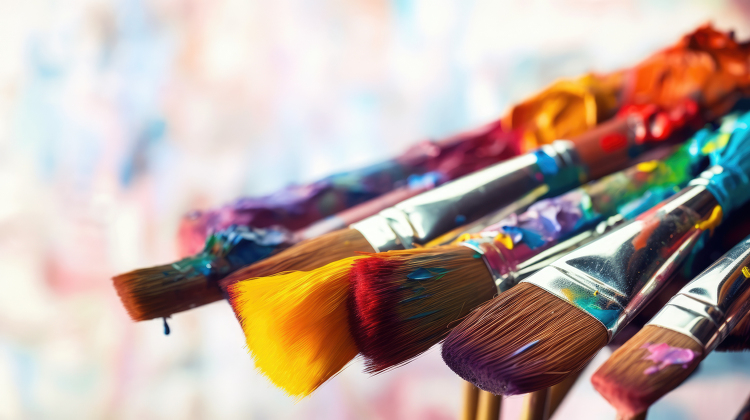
[3,0,750,419]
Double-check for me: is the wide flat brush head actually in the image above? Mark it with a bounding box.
[442,282,608,395]
[227,256,362,398]
[591,325,704,417]
[349,246,496,373]
[218,228,373,292]
[113,263,224,321]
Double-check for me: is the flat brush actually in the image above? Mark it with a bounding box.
[441,112,750,396]
[591,234,750,418]
[350,120,729,374]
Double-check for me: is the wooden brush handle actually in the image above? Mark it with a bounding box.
[460,380,480,420]
[520,388,550,420]
[476,390,502,420]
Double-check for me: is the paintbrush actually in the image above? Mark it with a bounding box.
[441,111,750,396]
[113,179,437,321]
[591,233,750,418]
[226,106,696,398]
[348,113,733,374]
[181,70,626,256]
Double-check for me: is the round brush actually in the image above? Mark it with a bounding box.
[591,234,750,418]
[441,111,750,396]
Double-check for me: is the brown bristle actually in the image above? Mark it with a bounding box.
[218,228,374,291]
[441,282,608,395]
[591,325,705,418]
[113,264,224,321]
[348,246,496,373]
[718,310,750,351]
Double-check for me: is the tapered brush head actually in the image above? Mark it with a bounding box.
[227,256,362,398]
[441,282,608,395]
[218,228,373,292]
[591,325,704,417]
[113,262,225,321]
[348,246,496,373]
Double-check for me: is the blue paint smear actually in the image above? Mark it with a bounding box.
[586,308,620,328]
[503,226,546,249]
[407,268,436,280]
[533,149,559,175]
[400,294,432,303]
[405,310,440,320]
[511,340,540,357]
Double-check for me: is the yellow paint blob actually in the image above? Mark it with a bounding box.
[742,266,750,279]
[227,256,363,398]
[695,205,723,236]
[494,233,515,250]
[636,160,661,173]
[561,288,576,303]
[701,133,731,154]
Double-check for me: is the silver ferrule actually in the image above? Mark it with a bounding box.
[461,214,627,293]
[647,236,750,352]
[351,140,584,252]
[524,179,720,340]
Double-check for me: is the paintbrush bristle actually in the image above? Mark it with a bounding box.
[441,282,608,395]
[591,325,704,417]
[113,262,225,321]
[218,228,373,291]
[227,256,363,398]
[348,246,496,373]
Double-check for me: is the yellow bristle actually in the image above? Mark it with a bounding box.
[228,256,365,398]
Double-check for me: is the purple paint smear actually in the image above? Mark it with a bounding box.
[641,342,698,375]
[480,191,585,249]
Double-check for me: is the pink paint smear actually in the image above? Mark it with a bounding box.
[641,342,698,375]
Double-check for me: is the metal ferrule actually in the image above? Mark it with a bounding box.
[460,214,627,293]
[524,171,721,340]
[351,140,584,252]
[647,236,750,352]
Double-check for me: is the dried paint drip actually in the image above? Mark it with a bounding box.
[641,342,697,375]
[163,317,171,335]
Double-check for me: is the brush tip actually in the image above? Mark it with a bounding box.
[442,282,608,395]
[228,257,361,398]
[113,261,221,321]
[591,325,704,417]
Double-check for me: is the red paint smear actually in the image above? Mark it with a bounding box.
[632,218,660,251]
[600,133,628,153]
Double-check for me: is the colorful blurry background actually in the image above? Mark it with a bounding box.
[3,0,750,419]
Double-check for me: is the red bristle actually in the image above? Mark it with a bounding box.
[348,255,403,367]
[349,246,496,373]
